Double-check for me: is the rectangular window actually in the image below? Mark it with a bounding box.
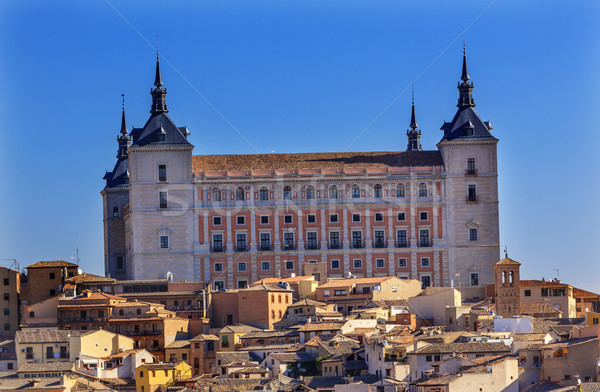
[524,289,531,297]
[334,289,347,296]
[374,212,383,222]
[158,164,167,181]
[331,259,340,269]
[307,232,318,249]
[329,232,340,249]
[374,230,385,248]
[362,286,371,294]
[323,290,330,297]
[353,259,362,269]
[352,231,362,248]
[467,158,476,175]
[330,214,339,223]
[46,347,53,359]
[284,215,293,224]
[237,280,247,289]
[3,308,8,316]
[214,263,223,272]
[421,257,430,267]
[212,234,223,252]
[260,233,270,251]
[3,293,8,301]
[398,258,407,268]
[160,236,169,249]
[261,261,270,271]
[260,215,269,225]
[419,230,430,247]
[397,230,408,247]
[159,191,168,209]
[236,234,247,251]
[236,216,245,225]
[421,275,432,287]
[376,259,385,268]
[307,214,316,223]
[238,262,247,272]
[469,228,478,241]
[284,233,294,250]
[426,355,432,362]
[49,272,55,279]
[468,185,477,202]
[213,216,222,225]
[470,273,479,286]
[352,213,361,222]
[285,260,294,270]
[116,256,124,269]
[419,211,428,221]
[397,212,406,221]
[3,279,8,286]
[214,281,224,291]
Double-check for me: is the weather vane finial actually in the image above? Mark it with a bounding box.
[504,245,508,258]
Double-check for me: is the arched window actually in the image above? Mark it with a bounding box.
[136,308,141,315]
[113,207,119,217]
[271,294,275,303]
[352,185,360,199]
[285,295,289,304]
[278,295,282,303]
[509,271,514,284]
[502,271,507,284]
[374,184,382,198]
[278,310,282,318]
[283,186,292,200]
[236,187,245,201]
[306,186,315,200]
[271,310,275,319]
[212,188,221,202]
[418,183,427,197]
[260,187,269,201]
[329,185,338,199]
[397,184,405,198]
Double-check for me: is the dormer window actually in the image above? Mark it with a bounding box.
[157,127,166,142]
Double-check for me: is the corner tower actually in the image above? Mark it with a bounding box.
[125,53,195,281]
[437,47,500,287]
[101,95,131,280]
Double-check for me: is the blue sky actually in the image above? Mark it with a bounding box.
[1,1,599,290]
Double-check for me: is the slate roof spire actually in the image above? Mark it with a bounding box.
[150,49,168,114]
[406,87,422,151]
[457,43,475,108]
[117,94,131,160]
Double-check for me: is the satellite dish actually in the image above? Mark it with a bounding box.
[166,271,173,282]
[77,268,83,275]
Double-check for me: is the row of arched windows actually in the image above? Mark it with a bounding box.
[210,183,429,202]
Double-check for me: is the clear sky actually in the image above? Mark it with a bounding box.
[1,1,599,290]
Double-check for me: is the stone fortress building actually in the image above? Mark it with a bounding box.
[102,50,500,290]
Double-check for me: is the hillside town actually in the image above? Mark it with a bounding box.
[1,257,599,391]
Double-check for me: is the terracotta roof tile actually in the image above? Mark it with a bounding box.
[26,260,79,269]
[297,322,344,332]
[318,276,394,289]
[192,150,443,171]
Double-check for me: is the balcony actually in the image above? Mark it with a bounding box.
[260,244,271,251]
[419,241,431,248]
[212,246,224,253]
[236,245,249,252]
[329,244,340,250]
[306,244,319,250]
[397,242,408,248]
[351,243,363,249]
[284,244,295,251]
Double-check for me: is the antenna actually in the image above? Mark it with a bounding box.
[553,269,560,281]
[76,234,80,265]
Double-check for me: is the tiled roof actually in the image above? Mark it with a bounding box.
[216,351,251,365]
[141,361,182,370]
[495,257,521,266]
[26,260,78,269]
[531,318,585,334]
[299,375,379,389]
[194,378,283,392]
[414,342,510,355]
[416,374,459,385]
[219,324,261,334]
[165,339,190,349]
[512,333,548,341]
[16,330,81,344]
[318,276,394,289]
[269,352,316,362]
[241,343,301,352]
[192,150,443,171]
[240,330,298,339]
[67,273,116,284]
[522,381,564,392]
[288,299,328,308]
[553,382,600,392]
[297,322,344,332]
[521,302,563,315]
[17,361,74,372]
[573,287,600,299]
[190,334,219,342]
[523,337,597,351]
[0,377,64,391]
[520,280,571,288]
[239,283,291,292]
[254,276,315,284]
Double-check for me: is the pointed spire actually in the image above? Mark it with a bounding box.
[120,93,127,135]
[461,42,470,82]
[150,48,168,115]
[457,44,475,108]
[406,87,422,151]
[117,94,131,160]
[410,86,418,130]
[154,49,163,88]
